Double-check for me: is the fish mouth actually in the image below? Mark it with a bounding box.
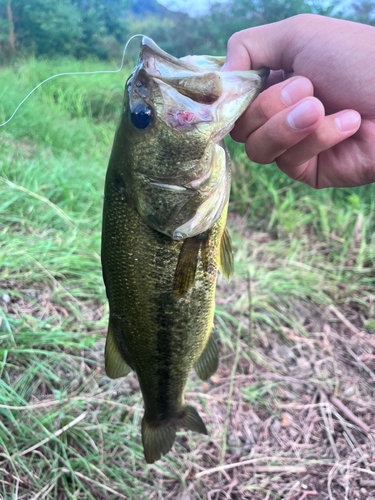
[212,68,269,139]
[257,67,270,89]
[135,37,269,140]
[140,36,201,77]
[122,38,270,241]
[253,67,270,80]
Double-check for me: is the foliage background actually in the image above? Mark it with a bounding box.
[1,0,375,60]
[1,1,375,499]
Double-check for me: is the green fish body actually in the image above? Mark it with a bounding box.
[102,37,268,463]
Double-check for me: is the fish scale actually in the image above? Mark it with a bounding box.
[101,36,268,463]
[102,167,221,410]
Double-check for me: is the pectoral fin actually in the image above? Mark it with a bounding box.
[173,235,201,295]
[194,329,219,381]
[105,322,132,379]
[218,226,234,282]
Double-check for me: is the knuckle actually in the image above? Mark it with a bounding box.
[276,157,317,188]
[245,121,289,165]
[297,13,317,22]
[276,155,294,174]
[276,151,299,173]
[358,159,375,185]
[255,92,270,123]
[264,121,288,150]
[230,128,245,144]
[287,13,316,26]
[227,32,242,51]
[245,139,272,165]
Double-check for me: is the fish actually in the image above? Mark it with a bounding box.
[101,37,268,463]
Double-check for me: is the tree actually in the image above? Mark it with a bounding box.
[71,0,134,58]
[0,0,15,59]
[349,0,375,25]
[6,0,134,58]
[2,0,373,61]
[11,0,83,55]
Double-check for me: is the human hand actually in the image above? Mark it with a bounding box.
[223,14,375,188]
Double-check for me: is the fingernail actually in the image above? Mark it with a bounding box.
[334,110,360,132]
[287,99,320,130]
[281,78,313,106]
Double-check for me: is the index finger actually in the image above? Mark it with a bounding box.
[223,18,298,71]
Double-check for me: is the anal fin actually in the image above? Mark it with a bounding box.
[105,321,132,379]
[218,226,234,281]
[194,329,219,381]
[181,405,208,435]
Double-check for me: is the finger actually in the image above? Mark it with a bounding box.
[223,16,375,117]
[264,70,285,89]
[276,110,362,185]
[223,19,298,71]
[244,97,325,165]
[231,76,313,143]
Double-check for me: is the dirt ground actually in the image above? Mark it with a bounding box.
[1,227,375,500]
[178,283,375,499]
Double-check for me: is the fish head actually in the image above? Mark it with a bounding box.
[113,37,269,239]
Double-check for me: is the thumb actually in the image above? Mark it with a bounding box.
[223,18,299,72]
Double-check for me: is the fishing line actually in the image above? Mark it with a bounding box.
[0,34,145,128]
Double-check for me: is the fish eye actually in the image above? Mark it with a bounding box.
[131,104,154,129]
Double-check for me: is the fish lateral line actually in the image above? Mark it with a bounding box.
[0,34,147,128]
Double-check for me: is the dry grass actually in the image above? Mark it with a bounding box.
[1,58,375,499]
[1,213,375,499]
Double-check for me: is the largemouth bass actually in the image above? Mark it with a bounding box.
[102,37,268,463]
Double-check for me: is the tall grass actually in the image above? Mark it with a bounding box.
[0,57,130,157]
[227,138,375,240]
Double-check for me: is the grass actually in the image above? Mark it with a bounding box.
[1,57,375,499]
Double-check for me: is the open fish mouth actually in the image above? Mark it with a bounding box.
[121,37,269,241]
[129,36,269,141]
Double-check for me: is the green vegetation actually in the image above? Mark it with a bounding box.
[1,0,375,61]
[1,28,375,500]
[1,0,134,60]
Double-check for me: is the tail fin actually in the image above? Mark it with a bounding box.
[142,405,207,463]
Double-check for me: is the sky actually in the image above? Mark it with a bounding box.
[157,0,354,16]
[157,0,228,15]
